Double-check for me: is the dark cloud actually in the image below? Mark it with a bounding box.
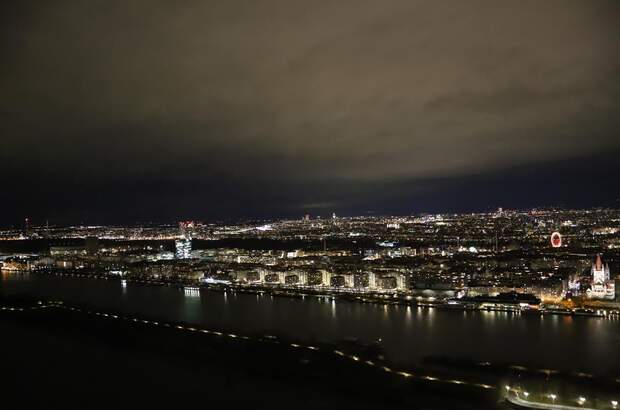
[0,0,619,225]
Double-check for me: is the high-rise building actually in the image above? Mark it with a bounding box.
[175,239,191,259]
[24,217,30,235]
[175,220,194,259]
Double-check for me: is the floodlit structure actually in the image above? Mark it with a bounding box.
[588,254,614,300]
[320,270,332,287]
[175,220,194,259]
[175,239,191,259]
[550,232,562,248]
[396,274,407,291]
[367,272,377,290]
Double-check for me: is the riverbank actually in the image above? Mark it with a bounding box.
[5,268,618,319]
[2,295,617,409]
[2,274,619,409]
[0,294,495,409]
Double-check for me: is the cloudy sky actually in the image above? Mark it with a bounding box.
[1,0,619,225]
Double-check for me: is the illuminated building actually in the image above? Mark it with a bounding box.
[330,275,345,287]
[380,276,398,290]
[246,271,260,282]
[592,254,610,283]
[265,273,280,283]
[320,270,332,286]
[353,274,366,288]
[397,274,407,291]
[175,239,191,259]
[587,254,614,300]
[284,274,298,285]
[50,244,87,256]
[296,272,308,285]
[175,220,194,259]
[566,273,581,295]
[367,272,377,289]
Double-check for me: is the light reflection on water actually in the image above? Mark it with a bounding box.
[1,272,619,374]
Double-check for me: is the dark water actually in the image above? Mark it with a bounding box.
[1,272,618,375]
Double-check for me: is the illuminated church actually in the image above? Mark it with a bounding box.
[587,254,614,300]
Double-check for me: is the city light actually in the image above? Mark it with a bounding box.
[1,210,619,406]
[2,0,618,405]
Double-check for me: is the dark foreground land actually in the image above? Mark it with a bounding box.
[0,297,497,409]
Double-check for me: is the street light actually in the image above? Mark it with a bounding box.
[523,392,530,399]
[577,397,586,406]
[611,400,618,409]
[549,394,557,404]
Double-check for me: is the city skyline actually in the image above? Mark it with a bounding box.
[2,155,620,228]
[2,2,620,406]
[6,200,620,230]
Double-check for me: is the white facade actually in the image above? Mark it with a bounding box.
[321,270,332,286]
[367,272,377,289]
[397,274,407,291]
[588,254,615,299]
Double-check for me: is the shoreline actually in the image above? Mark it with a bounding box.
[2,293,618,409]
[3,268,619,319]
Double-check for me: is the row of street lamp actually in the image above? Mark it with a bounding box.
[505,385,618,409]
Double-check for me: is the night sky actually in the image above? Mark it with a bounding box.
[1,0,619,226]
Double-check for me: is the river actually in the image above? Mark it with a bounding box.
[1,272,618,376]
